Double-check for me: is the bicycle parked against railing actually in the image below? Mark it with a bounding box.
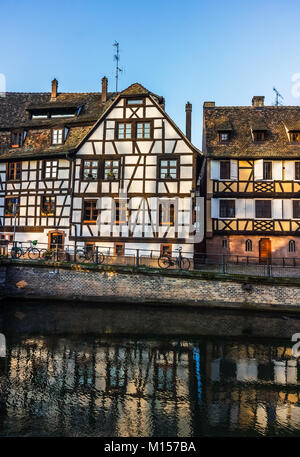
[11,240,40,260]
[75,247,105,264]
[158,247,190,270]
[40,246,68,262]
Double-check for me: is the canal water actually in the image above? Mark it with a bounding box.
[0,301,300,437]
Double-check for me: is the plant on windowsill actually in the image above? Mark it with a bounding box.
[164,173,174,180]
[107,171,116,180]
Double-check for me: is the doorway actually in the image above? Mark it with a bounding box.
[48,231,65,249]
[259,238,271,263]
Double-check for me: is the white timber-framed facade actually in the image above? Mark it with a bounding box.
[0,79,204,259]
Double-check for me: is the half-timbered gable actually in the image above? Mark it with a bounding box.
[203,96,300,259]
[72,83,203,257]
[0,77,116,248]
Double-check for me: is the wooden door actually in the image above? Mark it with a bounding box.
[259,238,271,263]
[49,232,64,250]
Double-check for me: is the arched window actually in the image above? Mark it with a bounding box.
[245,239,252,252]
[289,240,296,253]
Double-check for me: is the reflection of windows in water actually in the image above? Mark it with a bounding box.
[219,359,236,380]
[108,365,126,389]
[258,363,274,382]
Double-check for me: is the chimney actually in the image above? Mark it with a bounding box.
[203,101,215,108]
[185,102,192,141]
[101,76,108,104]
[51,78,58,100]
[252,96,265,107]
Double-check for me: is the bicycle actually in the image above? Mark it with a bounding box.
[11,240,40,260]
[75,247,105,264]
[40,246,68,262]
[158,247,190,270]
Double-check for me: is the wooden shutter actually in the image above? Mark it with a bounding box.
[285,161,295,180]
[211,199,219,218]
[272,199,283,219]
[283,199,293,219]
[245,200,255,218]
[236,199,245,218]
[272,161,282,180]
[254,159,263,180]
[210,160,220,180]
[230,160,238,180]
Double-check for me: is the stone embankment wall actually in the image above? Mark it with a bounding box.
[1,259,300,312]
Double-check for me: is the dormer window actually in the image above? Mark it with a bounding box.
[219,131,230,142]
[126,99,143,106]
[52,128,64,145]
[11,130,25,148]
[253,130,266,142]
[289,131,300,143]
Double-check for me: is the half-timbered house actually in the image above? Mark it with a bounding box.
[0,77,116,250]
[72,83,203,258]
[0,79,203,258]
[203,96,300,260]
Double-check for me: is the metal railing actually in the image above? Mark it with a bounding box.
[1,240,300,278]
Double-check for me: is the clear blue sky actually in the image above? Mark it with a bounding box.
[1,0,300,147]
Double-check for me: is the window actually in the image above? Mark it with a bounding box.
[4,198,18,216]
[289,240,296,253]
[253,130,266,142]
[219,200,235,218]
[295,162,300,180]
[41,196,55,216]
[220,160,231,179]
[52,128,64,145]
[289,131,300,143]
[7,162,21,181]
[160,244,172,256]
[126,99,143,105]
[11,130,24,147]
[43,160,58,179]
[159,158,178,179]
[245,239,252,252]
[114,243,125,256]
[117,122,132,139]
[263,161,272,180]
[222,239,228,249]
[104,159,120,180]
[219,131,230,142]
[82,160,99,180]
[114,200,129,224]
[159,202,175,226]
[83,200,98,222]
[136,122,151,139]
[293,200,300,218]
[255,200,271,218]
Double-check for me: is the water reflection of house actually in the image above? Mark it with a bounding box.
[204,341,300,435]
[0,337,194,437]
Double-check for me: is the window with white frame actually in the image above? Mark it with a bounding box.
[43,160,58,179]
[52,128,64,145]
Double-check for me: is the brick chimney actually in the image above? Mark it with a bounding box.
[252,96,265,107]
[51,78,58,100]
[185,102,192,141]
[101,76,108,104]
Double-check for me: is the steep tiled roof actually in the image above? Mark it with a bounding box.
[0,91,116,129]
[204,104,300,158]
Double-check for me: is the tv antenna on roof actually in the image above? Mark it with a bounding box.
[113,41,123,93]
[273,87,284,106]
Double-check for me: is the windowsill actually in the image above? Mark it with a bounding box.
[82,221,97,224]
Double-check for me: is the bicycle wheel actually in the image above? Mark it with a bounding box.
[11,247,22,259]
[41,249,53,261]
[28,248,40,260]
[76,250,86,262]
[98,252,105,264]
[57,251,67,262]
[158,256,171,269]
[180,258,190,270]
